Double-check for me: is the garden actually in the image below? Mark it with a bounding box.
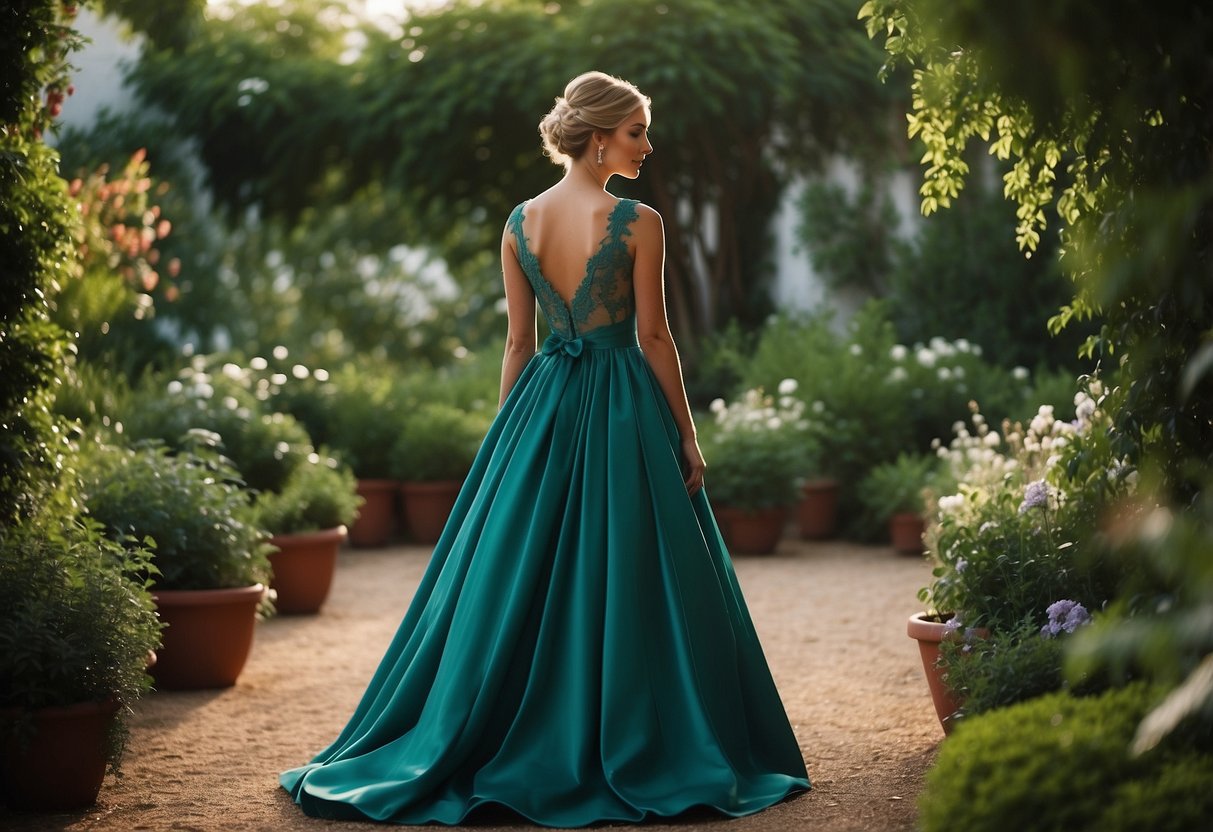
[2,1,1211,830]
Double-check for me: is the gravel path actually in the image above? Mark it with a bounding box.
[4,537,940,831]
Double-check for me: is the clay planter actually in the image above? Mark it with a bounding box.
[889,511,926,555]
[268,526,347,614]
[348,479,398,547]
[0,698,120,810]
[399,481,461,545]
[797,478,839,540]
[151,584,265,690]
[907,612,987,734]
[714,504,790,554]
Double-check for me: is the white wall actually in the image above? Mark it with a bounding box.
[58,8,142,131]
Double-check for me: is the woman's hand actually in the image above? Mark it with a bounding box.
[681,436,706,495]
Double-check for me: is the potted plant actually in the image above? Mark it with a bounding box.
[255,453,361,614]
[910,392,1127,732]
[704,386,810,554]
[0,519,161,810]
[390,403,491,545]
[324,364,407,547]
[80,439,273,690]
[858,452,940,554]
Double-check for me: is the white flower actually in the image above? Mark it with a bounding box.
[952,366,965,379]
[767,417,783,430]
[222,362,243,380]
[890,344,908,361]
[938,494,965,514]
[983,431,1001,447]
[167,380,183,395]
[192,383,214,399]
[955,338,971,353]
[916,348,937,368]
[709,398,726,414]
[222,396,239,411]
[937,367,953,381]
[291,364,310,379]
[849,343,863,356]
[1012,366,1030,381]
[812,400,826,414]
[971,344,983,356]
[272,345,289,360]
[778,378,798,395]
[888,366,908,383]
[250,356,268,371]
[270,373,287,386]
[313,368,330,382]
[1089,379,1104,397]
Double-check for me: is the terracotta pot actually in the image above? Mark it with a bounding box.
[268,526,347,614]
[348,479,398,547]
[714,504,790,554]
[151,584,265,690]
[797,478,839,539]
[0,698,120,810]
[399,481,462,545]
[889,511,926,555]
[907,612,987,734]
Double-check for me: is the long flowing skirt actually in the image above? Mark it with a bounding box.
[280,319,810,826]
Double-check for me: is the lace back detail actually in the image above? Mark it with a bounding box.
[509,199,639,339]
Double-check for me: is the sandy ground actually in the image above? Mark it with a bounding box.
[2,536,940,832]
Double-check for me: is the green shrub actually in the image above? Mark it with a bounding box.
[254,453,361,535]
[0,518,161,771]
[122,369,312,494]
[920,683,1213,832]
[703,386,812,511]
[80,441,271,590]
[389,403,491,482]
[324,361,407,480]
[940,617,1068,719]
[857,452,939,524]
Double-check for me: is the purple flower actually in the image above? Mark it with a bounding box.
[1019,480,1050,514]
[955,558,968,573]
[1040,599,1091,638]
[944,615,963,634]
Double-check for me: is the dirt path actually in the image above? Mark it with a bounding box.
[4,538,940,832]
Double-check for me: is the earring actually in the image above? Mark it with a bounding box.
[597,144,604,166]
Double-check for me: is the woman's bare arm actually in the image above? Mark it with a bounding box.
[632,204,705,494]
[499,225,537,407]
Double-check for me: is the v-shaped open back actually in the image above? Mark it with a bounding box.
[509,198,640,338]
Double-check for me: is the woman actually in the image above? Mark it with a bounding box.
[281,71,810,826]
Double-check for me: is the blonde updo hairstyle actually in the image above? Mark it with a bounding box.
[538,71,650,167]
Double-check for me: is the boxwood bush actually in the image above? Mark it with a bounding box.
[920,683,1213,832]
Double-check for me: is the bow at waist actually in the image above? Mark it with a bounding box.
[540,319,638,359]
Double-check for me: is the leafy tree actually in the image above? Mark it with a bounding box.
[125,0,897,346]
[0,0,82,524]
[860,0,1213,757]
[860,0,1213,498]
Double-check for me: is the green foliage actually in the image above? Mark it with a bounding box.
[918,683,1213,832]
[797,176,900,297]
[121,364,314,494]
[940,618,1069,719]
[1065,481,1213,752]
[254,453,360,536]
[922,385,1128,631]
[321,361,408,480]
[80,441,271,590]
[126,0,895,342]
[710,301,1037,536]
[0,0,81,526]
[0,518,161,771]
[857,452,938,521]
[703,386,811,512]
[388,403,490,483]
[860,0,1213,500]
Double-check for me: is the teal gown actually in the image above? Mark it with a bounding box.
[280,198,810,826]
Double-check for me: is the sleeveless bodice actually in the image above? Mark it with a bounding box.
[508,198,640,340]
